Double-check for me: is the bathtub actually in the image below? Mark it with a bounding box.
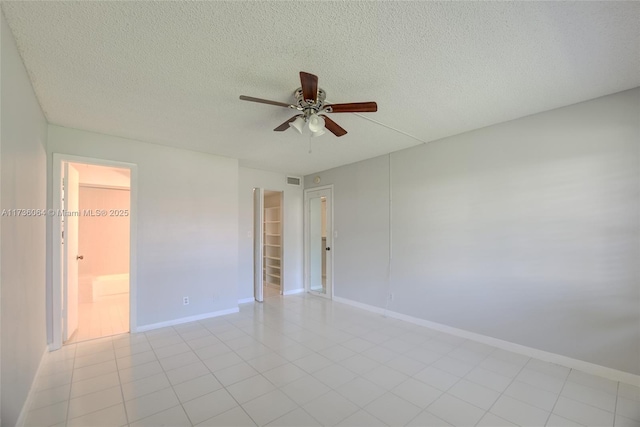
[92,273,129,301]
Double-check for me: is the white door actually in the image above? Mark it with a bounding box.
[253,188,264,302]
[63,163,80,341]
[305,188,332,298]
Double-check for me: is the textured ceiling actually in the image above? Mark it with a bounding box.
[2,1,639,175]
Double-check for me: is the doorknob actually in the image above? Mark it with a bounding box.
[76,255,84,260]
[325,247,330,251]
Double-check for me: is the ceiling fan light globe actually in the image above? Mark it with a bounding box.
[289,116,305,134]
[311,128,326,137]
[308,114,325,133]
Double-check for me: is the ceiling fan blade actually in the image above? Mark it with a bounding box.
[326,102,377,113]
[320,115,347,137]
[239,95,294,108]
[274,116,300,132]
[300,72,319,102]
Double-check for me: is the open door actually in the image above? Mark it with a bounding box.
[63,163,80,342]
[305,187,332,298]
[253,188,264,302]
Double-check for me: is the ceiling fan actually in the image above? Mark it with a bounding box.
[239,71,377,137]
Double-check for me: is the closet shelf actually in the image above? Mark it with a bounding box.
[264,202,282,289]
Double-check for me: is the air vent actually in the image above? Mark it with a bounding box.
[286,176,301,186]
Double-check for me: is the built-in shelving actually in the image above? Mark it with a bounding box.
[264,205,281,289]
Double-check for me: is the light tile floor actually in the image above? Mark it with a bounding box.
[66,293,129,344]
[26,292,640,426]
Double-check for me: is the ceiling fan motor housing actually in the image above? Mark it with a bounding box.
[294,88,327,119]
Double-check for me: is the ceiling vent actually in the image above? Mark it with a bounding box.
[286,176,301,186]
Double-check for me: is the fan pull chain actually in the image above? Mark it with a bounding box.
[308,134,312,154]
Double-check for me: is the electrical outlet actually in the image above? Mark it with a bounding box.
[389,293,394,301]
[183,296,189,305]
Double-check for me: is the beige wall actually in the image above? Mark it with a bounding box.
[78,187,130,278]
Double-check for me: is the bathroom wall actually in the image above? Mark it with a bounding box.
[78,186,130,279]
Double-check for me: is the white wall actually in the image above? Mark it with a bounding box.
[305,88,640,375]
[47,126,239,329]
[238,168,303,299]
[1,12,48,426]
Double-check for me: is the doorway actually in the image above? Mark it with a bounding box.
[253,188,284,301]
[52,154,137,349]
[304,186,332,298]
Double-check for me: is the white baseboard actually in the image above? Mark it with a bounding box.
[238,297,255,304]
[334,296,386,315]
[15,347,48,427]
[333,296,640,386]
[283,288,305,296]
[136,307,239,332]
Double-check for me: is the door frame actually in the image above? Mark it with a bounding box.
[62,162,80,342]
[253,188,264,302]
[304,185,334,299]
[51,153,138,350]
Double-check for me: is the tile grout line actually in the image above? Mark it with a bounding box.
[612,381,619,427]
[543,367,571,427]
[550,374,619,422]
[358,332,488,425]
[410,343,494,426]
[181,321,261,427]
[24,345,76,425]
[67,336,176,423]
[169,317,295,425]
[229,303,365,426]
[148,325,195,426]
[64,343,78,424]
[474,353,532,426]
[72,309,244,423]
[66,337,122,424]
[114,335,136,426]
[115,332,174,425]
[232,319,335,426]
